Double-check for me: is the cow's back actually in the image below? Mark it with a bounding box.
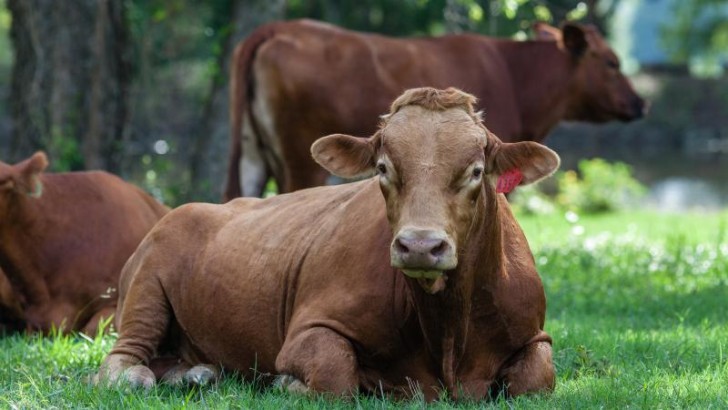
[254,20,520,139]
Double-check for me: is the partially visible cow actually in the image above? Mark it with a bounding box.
[96,87,559,400]
[0,152,169,334]
[0,268,24,333]
[224,19,643,199]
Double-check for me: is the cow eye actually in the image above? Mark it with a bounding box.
[376,163,387,175]
[472,167,483,179]
[606,60,619,69]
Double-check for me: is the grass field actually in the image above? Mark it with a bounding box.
[2,210,727,409]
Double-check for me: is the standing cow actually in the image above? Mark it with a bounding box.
[96,88,559,400]
[0,152,169,334]
[224,20,643,199]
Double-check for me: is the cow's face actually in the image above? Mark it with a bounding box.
[0,152,48,208]
[313,88,559,293]
[535,23,646,122]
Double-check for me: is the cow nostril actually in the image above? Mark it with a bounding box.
[430,241,448,257]
[394,238,410,254]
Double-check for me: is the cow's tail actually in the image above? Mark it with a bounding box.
[223,23,279,202]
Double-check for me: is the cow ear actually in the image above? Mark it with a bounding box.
[533,22,561,41]
[486,133,559,186]
[18,151,48,197]
[311,133,377,178]
[561,23,589,57]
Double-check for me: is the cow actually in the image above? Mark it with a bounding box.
[95,87,559,401]
[0,267,24,333]
[0,152,169,334]
[224,19,643,200]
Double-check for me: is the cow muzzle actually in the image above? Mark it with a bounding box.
[391,228,457,294]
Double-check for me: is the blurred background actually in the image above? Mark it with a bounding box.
[0,0,726,209]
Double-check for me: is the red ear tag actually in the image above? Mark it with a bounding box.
[496,168,523,193]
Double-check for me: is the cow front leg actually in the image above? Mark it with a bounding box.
[498,339,555,396]
[93,353,155,389]
[275,327,359,396]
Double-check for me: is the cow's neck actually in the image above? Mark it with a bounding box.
[0,189,55,306]
[498,40,576,141]
[405,184,501,396]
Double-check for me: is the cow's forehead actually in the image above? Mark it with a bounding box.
[381,106,485,152]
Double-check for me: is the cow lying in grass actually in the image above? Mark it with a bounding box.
[0,153,169,334]
[0,267,24,333]
[95,87,559,400]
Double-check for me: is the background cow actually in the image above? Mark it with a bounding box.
[224,20,643,199]
[0,152,169,334]
[0,268,24,333]
[96,87,559,400]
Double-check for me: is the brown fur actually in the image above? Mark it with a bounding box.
[97,88,558,400]
[0,152,169,334]
[224,20,644,199]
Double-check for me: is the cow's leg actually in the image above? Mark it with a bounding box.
[275,327,359,396]
[94,272,173,389]
[240,129,269,197]
[498,340,555,396]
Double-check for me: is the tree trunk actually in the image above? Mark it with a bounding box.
[187,0,285,202]
[8,0,130,172]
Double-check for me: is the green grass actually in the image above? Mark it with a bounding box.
[2,210,728,408]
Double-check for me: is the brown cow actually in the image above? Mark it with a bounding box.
[224,19,643,199]
[0,152,169,334]
[96,88,559,400]
[0,267,24,333]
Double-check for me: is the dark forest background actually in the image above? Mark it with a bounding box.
[0,0,726,205]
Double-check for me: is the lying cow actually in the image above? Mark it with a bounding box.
[0,267,24,333]
[96,87,559,400]
[0,152,169,334]
[224,19,643,199]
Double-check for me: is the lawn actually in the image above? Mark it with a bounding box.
[2,210,727,409]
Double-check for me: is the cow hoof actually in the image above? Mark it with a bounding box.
[94,354,155,389]
[184,364,218,386]
[275,374,310,394]
[124,365,156,389]
[159,364,188,386]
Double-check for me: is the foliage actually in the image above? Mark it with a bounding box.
[556,158,646,214]
[662,0,728,75]
[509,183,557,215]
[510,158,647,216]
[286,0,600,38]
[46,134,85,172]
[2,211,728,407]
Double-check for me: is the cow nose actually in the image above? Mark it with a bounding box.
[391,229,456,270]
[394,236,449,258]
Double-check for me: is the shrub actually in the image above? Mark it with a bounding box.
[510,184,557,215]
[556,158,646,213]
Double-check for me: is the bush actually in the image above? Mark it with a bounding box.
[556,158,646,214]
[510,184,557,215]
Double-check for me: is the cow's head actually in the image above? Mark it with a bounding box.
[534,22,646,122]
[0,152,48,205]
[312,88,559,293]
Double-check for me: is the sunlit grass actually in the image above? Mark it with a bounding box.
[2,210,727,408]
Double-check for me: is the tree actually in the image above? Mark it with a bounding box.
[8,0,130,172]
